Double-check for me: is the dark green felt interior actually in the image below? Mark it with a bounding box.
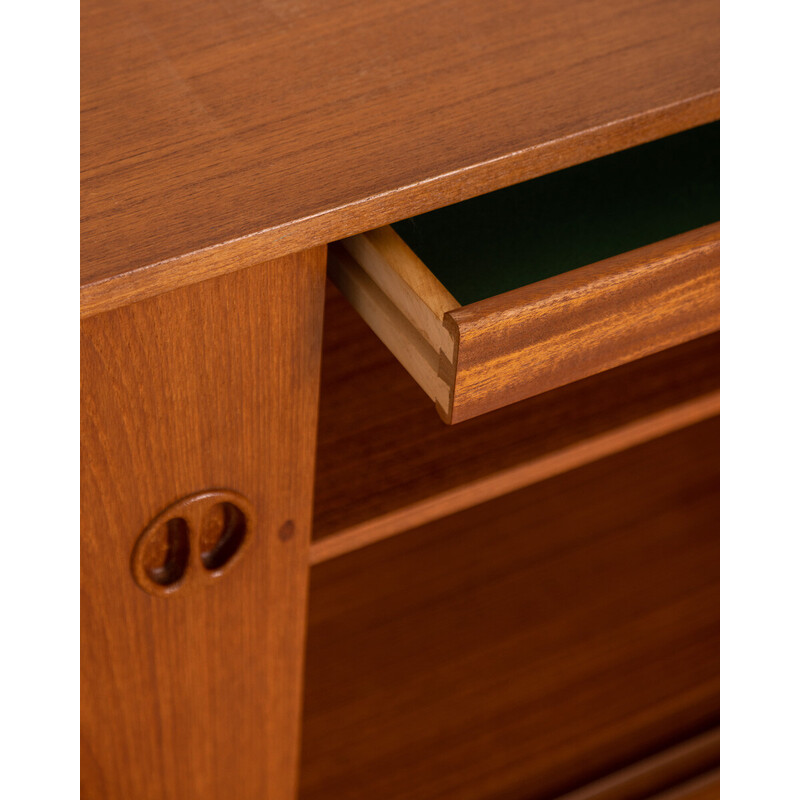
[392,122,720,306]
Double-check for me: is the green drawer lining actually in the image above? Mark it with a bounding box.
[392,122,720,306]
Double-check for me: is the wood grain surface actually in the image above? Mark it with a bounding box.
[445,224,720,422]
[81,0,718,316]
[313,284,720,544]
[553,730,718,800]
[648,772,719,800]
[81,248,326,800]
[311,391,719,563]
[327,244,453,410]
[301,420,720,800]
[342,227,459,352]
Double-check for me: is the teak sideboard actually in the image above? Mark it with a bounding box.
[81,1,720,798]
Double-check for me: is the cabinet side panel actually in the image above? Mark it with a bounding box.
[81,247,326,800]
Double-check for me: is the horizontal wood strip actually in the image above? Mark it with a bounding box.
[555,730,718,800]
[446,224,720,423]
[648,771,719,800]
[310,391,718,563]
[313,285,719,543]
[82,94,718,318]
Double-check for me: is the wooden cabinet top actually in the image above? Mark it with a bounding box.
[81,0,719,316]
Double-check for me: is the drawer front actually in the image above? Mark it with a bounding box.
[331,225,719,423]
[301,420,720,800]
[445,225,719,421]
[329,124,720,423]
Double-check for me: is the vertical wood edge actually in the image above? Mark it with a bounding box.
[328,245,452,410]
[81,247,327,800]
[341,231,458,358]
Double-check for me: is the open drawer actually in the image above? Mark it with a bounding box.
[329,123,720,423]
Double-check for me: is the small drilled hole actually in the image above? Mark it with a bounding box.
[142,517,190,587]
[200,502,247,572]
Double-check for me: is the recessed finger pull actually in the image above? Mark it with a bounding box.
[131,491,253,596]
[200,502,247,572]
[142,517,190,589]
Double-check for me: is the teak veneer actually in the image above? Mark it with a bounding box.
[332,225,719,422]
[312,285,720,559]
[552,731,719,800]
[301,422,720,800]
[81,248,327,800]
[81,0,718,317]
[82,0,720,797]
[331,124,720,422]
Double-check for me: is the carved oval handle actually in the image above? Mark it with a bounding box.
[131,490,254,596]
